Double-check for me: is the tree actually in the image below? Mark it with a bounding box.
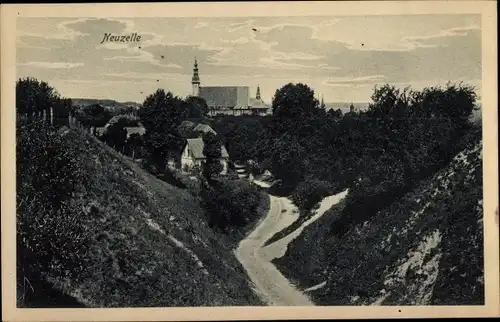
[126,133,145,159]
[185,96,209,118]
[272,83,320,118]
[139,89,188,167]
[328,108,343,119]
[270,133,306,187]
[202,132,223,182]
[139,89,187,132]
[74,104,112,128]
[16,78,59,122]
[52,98,73,127]
[102,118,128,152]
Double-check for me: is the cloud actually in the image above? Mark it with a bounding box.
[323,75,388,87]
[102,71,186,80]
[403,25,481,49]
[269,51,325,61]
[16,15,481,103]
[97,42,130,50]
[194,21,209,29]
[227,20,255,32]
[17,18,90,41]
[17,61,84,69]
[103,52,181,68]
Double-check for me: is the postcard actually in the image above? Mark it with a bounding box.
[1,1,498,321]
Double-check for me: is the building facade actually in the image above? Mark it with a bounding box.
[190,59,271,116]
[167,121,229,175]
[180,137,229,175]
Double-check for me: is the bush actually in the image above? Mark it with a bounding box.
[291,177,333,212]
[16,120,92,298]
[201,179,263,232]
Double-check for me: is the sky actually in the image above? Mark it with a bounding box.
[16,15,481,104]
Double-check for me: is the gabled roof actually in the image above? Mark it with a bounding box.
[185,138,229,159]
[193,123,216,135]
[105,114,140,128]
[177,121,218,138]
[177,120,198,137]
[249,98,270,110]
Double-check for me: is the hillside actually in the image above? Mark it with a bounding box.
[16,123,263,307]
[273,126,484,305]
[71,98,141,109]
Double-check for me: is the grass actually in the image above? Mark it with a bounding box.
[17,124,264,307]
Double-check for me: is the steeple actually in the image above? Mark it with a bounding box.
[256,85,261,100]
[349,102,355,113]
[192,57,200,96]
[320,95,325,108]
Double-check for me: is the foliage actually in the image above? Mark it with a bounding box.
[16,77,73,126]
[125,133,147,159]
[101,118,128,152]
[270,133,306,187]
[291,177,333,212]
[275,128,483,305]
[17,118,264,308]
[138,89,187,167]
[217,82,477,237]
[17,120,92,298]
[201,179,264,232]
[74,104,112,128]
[185,95,209,118]
[272,83,324,118]
[202,132,224,182]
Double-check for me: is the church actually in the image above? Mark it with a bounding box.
[190,58,272,116]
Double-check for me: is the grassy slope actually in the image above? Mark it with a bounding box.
[22,126,263,307]
[274,128,484,305]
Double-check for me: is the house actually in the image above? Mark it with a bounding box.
[93,114,145,139]
[166,121,230,175]
[180,138,229,174]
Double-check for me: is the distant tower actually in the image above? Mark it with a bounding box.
[192,57,200,96]
[256,85,261,100]
[321,95,325,108]
[349,102,355,113]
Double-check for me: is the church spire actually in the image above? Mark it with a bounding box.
[256,85,261,100]
[192,57,200,96]
[321,95,325,108]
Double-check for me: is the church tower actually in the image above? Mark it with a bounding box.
[256,85,261,100]
[321,95,325,108]
[192,57,200,96]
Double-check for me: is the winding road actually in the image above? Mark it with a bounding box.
[235,194,314,306]
[235,180,349,306]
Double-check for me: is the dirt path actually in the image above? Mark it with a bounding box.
[235,194,314,306]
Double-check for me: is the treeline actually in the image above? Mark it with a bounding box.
[212,82,479,235]
[16,78,73,126]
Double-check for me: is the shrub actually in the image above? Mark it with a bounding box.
[17,120,92,298]
[291,177,333,212]
[201,179,263,232]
